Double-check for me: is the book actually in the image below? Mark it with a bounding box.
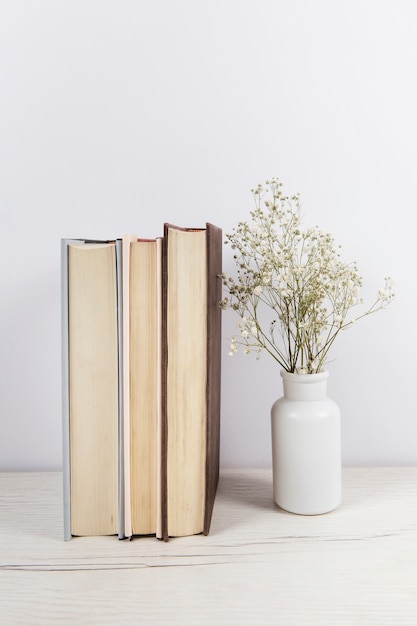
[159,223,222,540]
[127,237,162,538]
[61,239,122,539]
[62,223,222,542]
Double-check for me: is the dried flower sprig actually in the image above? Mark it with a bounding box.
[220,178,395,373]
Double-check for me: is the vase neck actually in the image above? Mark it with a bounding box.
[281,371,329,401]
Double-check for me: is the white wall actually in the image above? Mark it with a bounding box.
[1,0,416,470]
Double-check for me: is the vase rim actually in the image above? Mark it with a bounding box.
[280,370,329,383]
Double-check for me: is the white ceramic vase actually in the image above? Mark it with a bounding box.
[271,370,342,515]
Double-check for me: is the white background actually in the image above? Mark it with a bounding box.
[1,0,416,471]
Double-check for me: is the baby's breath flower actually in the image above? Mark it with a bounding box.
[221,178,395,373]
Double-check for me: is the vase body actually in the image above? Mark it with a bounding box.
[271,370,341,515]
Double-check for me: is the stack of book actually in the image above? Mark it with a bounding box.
[61,223,222,541]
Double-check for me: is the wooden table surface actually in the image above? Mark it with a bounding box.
[1,468,416,625]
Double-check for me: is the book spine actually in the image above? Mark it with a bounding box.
[61,240,71,541]
[61,238,83,541]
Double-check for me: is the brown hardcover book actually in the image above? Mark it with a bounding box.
[159,223,222,540]
[66,241,120,537]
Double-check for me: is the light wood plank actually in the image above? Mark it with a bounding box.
[1,468,417,625]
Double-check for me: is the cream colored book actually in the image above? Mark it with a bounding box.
[160,223,222,539]
[128,238,162,537]
[66,242,119,537]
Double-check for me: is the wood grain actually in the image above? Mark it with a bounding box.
[1,468,417,625]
